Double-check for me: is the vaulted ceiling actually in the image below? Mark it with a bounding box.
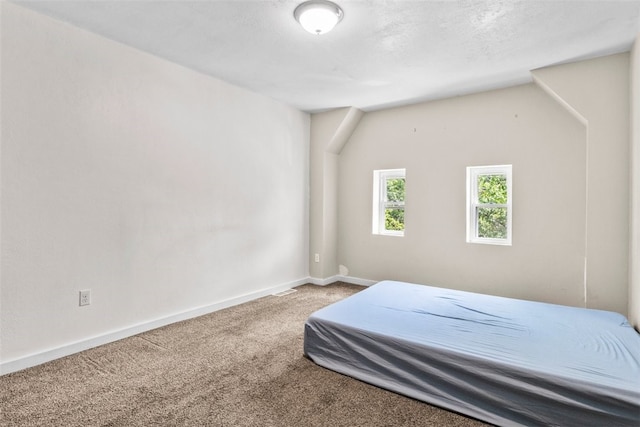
[13,0,640,112]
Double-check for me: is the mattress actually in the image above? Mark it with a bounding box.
[303,280,640,426]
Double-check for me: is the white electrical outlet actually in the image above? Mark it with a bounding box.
[314,253,320,263]
[79,289,91,306]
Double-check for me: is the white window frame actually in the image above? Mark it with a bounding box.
[466,165,512,246]
[372,168,406,236]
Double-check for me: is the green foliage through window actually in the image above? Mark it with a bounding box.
[477,207,507,238]
[385,208,404,231]
[467,165,511,245]
[477,175,507,204]
[385,178,405,231]
[476,174,507,239]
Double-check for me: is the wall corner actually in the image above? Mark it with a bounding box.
[628,32,640,328]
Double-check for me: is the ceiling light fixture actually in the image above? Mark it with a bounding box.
[294,0,343,35]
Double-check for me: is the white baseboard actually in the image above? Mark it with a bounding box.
[308,275,340,286]
[308,275,377,287]
[0,277,309,376]
[339,275,378,287]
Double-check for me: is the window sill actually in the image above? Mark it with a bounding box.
[467,238,511,246]
[374,232,405,237]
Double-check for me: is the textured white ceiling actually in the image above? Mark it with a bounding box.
[12,0,640,112]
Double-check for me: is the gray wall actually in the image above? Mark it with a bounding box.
[532,54,630,314]
[338,84,587,307]
[1,2,309,368]
[330,53,630,315]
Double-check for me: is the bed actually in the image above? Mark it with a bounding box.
[303,280,640,426]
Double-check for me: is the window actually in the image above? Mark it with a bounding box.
[372,169,406,236]
[466,165,512,245]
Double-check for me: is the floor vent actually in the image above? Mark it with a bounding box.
[272,289,297,297]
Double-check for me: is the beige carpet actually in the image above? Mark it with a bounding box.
[0,282,489,426]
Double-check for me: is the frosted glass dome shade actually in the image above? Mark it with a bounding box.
[294,1,343,35]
